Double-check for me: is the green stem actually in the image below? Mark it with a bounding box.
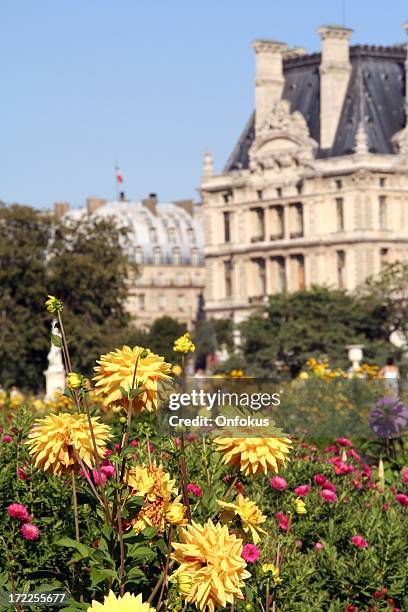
[71,470,80,542]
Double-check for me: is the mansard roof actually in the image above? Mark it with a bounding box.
[224,44,406,172]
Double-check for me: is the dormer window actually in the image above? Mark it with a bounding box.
[149,227,157,243]
[153,247,161,265]
[169,227,176,243]
[173,247,181,265]
[187,227,195,244]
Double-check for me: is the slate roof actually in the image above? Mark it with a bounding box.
[224,45,406,172]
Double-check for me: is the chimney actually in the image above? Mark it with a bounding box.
[86,197,106,214]
[142,193,158,215]
[403,22,408,103]
[318,25,353,150]
[174,199,194,216]
[53,201,70,221]
[252,39,286,133]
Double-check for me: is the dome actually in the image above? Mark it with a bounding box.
[65,199,204,266]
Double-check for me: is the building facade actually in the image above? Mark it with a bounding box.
[201,23,408,324]
[55,194,204,328]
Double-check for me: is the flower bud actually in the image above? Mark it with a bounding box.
[66,372,83,390]
[45,295,63,314]
[165,501,187,526]
[176,573,193,598]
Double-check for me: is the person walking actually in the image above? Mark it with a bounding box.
[379,357,400,395]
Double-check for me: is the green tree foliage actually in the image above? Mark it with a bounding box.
[147,316,186,364]
[47,215,137,377]
[240,286,390,377]
[0,204,52,390]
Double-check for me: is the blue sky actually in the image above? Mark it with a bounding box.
[1,0,407,210]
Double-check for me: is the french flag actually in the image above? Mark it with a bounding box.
[116,165,124,183]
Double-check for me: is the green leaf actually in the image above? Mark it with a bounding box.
[127,545,156,562]
[51,333,63,348]
[90,568,118,588]
[124,567,147,585]
[56,537,94,560]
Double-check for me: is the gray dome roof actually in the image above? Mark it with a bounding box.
[66,200,204,265]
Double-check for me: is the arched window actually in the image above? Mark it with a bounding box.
[153,247,161,265]
[173,247,181,265]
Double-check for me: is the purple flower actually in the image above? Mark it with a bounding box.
[369,396,408,437]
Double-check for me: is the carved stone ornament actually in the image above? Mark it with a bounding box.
[249,99,317,173]
[391,124,408,158]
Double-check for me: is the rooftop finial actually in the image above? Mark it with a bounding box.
[203,148,214,178]
[354,121,369,154]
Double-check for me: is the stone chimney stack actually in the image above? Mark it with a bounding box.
[54,201,70,221]
[86,197,106,214]
[317,25,353,150]
[142,193,158,215]
[252,39,286,133]
[403,22,408,103]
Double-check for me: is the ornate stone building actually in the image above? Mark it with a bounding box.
[201,23,408,324]
[55,195,204,328]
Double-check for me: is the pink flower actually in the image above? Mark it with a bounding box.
[275,511,290,531]
[336,437,352,447]
[320,489,337,502]
[174,437,182,447]
[348,448,361,462]
[100,464,115,478]
[314,542,324,550]
[323,481,336,493]
[395,493,408,507]
[130,439,139,447]
[351,478,363,490]
[17,467,28,481]
[104,449,113,458]
[7,503,30,521]
[186,483,202,497]
[21,523,40,541]
[294,484,310,497]
[270,476,287,491]
[242,543,260,563]
[147,441,154,453]
[314,474,327,486]
[323,444,338,455]
[114,443,121,452]
[186,433,197,442]
[402,467,408,485]
[92,470,107,487]
[351,535,368,549]
[361,464,372,480]
[2,435,13,443]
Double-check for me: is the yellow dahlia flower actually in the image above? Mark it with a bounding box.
[217,494,267,544]
[66,372,84,390]
[93,346,172,413]
[171,520,250,612]
[125,463,181,534]
[87,591,154,612]
[125,463,177,502]
[26,413,111,476]
[213,436,291,476]
[173,332,195,354]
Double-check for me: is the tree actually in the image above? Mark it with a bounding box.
[240,286,390,377]
[147,316,186,364]
[0,204,52,390]
[48,214,137,378]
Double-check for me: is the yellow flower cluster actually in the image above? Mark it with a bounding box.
[171,520,250,612]
[173,332,196,354]
[294,497,307,515]
[261,564,283,585]
[303,358,379,380]
[217,494,268,544]
[229,369,245,378]
[125,463,186,533]
[26,412,111,476]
